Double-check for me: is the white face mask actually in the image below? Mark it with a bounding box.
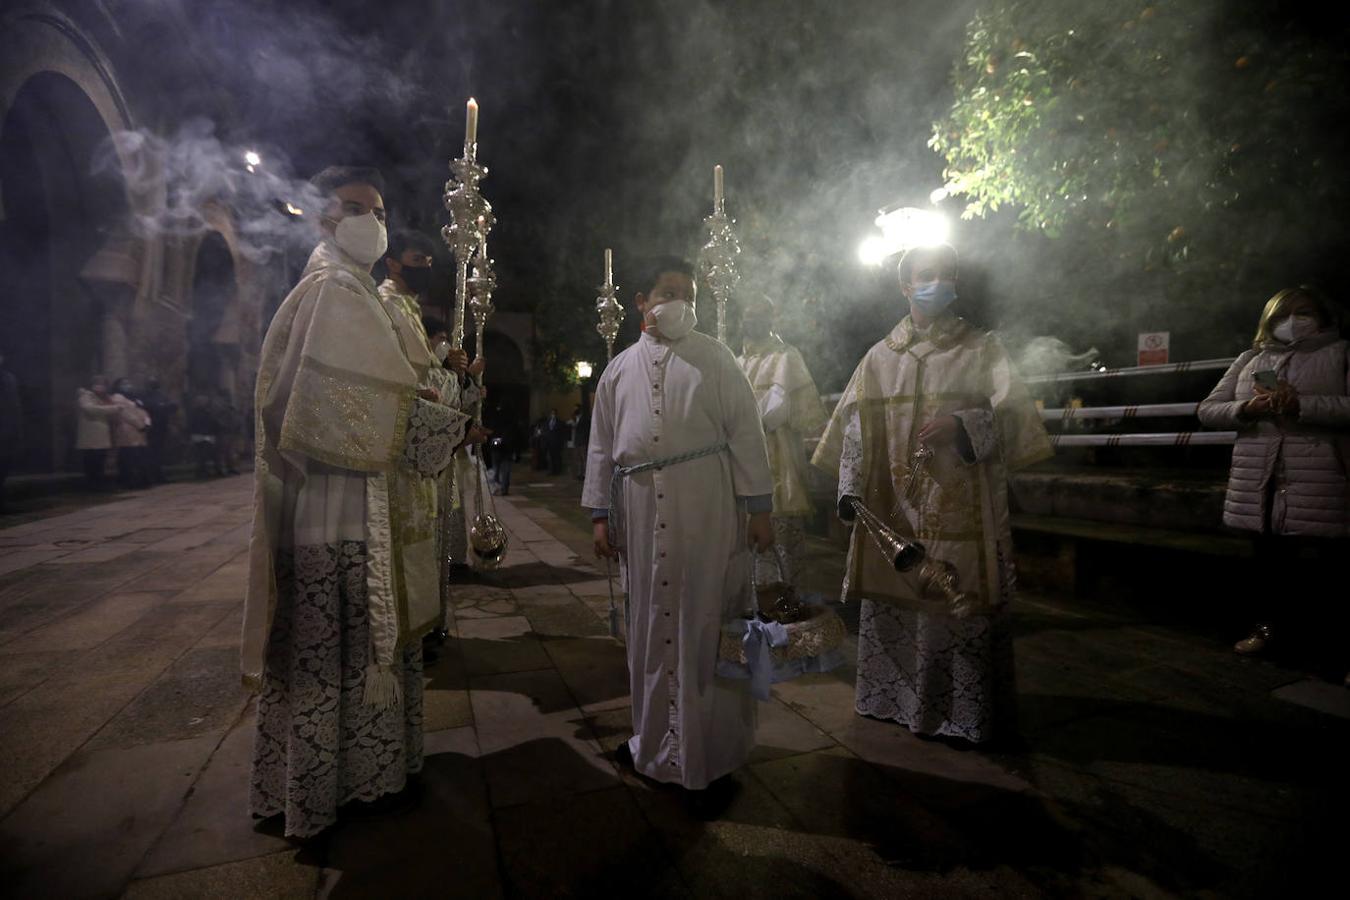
[649,300,697,340]
[332,211,388,266]
[1272,314,1319,344]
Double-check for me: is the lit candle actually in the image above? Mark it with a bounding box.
[466,97,479,144]
[714,164,724,209]
[604,248,613,284]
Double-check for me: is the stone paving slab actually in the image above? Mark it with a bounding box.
[0,735,220,899]
[124,850,321,900]
[137,710,291,879]
[469,667,618,808]
[1,473,1347,898]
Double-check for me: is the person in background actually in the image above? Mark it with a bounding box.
[211,388,241,476]
[571,403,590,480]
[111,377,152,489]
[141,377,177,483]
[188,394,219,478]
[545,407,565,476]
[531,417,548,470]
[76,375,121,490]
[737,294,828,587]
[488,409,517,496]
[1197,285,1349,684]
[0,353,21,514]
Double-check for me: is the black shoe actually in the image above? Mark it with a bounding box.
[684,776,740,821]
[613,741,635,772]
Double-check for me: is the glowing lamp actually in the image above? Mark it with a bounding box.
[575,361,594,380]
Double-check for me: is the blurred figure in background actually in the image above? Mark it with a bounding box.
[110,377,152,489]
[488,410,518,496]
[570,403,589,480]
[737,295,828,587]
[76,375,120,490]
[1198,285,1349,683]
[188,393,219,478]
[141,377,177,483]
[545,407,565,475]
[211,388,241,476]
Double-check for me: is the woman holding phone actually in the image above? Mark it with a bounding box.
[1198,285,1349,679]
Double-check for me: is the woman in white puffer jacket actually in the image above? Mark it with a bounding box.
[1198,286,1349,678]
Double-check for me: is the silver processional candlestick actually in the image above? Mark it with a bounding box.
[441,98,495,352]
[596,247,622,362]
[467,232,496,417]
[699,163,741,345]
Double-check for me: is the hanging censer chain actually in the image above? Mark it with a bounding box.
[898,444,934,532]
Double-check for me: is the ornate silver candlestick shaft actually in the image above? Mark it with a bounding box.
[441,138,495,350]
[596,248,622,362]
[699,167,741,345]
[467,235,496,417]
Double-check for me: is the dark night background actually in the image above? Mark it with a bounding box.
[90,0,1350,390]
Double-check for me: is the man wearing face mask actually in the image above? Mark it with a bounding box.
[813,243,1051,746]
[377,231,489,650]
[736,295,827,588]
[244,167,471,837]
[583,256,774,815]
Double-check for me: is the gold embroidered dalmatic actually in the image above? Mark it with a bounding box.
[738,335,828,517]
[813,316,1052,615]
[376,279,471,637]
[243,243,462,700]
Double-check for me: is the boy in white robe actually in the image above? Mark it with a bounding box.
[582,257,774,812]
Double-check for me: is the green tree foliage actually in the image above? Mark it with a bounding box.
[932,1,1350,288]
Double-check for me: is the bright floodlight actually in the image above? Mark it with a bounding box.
[575,360,594,380]
[857,235,890,266]
[244,150,262,167]
[875,207,950,249]
[858,206,952,267]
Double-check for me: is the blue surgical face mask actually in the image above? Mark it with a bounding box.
[910,280,958,317]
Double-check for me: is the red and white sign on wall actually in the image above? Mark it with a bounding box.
[1137,331,1170,366]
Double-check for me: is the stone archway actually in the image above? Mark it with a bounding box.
[187,231,240,404]
[0,71,132,471]
[480,329,530,435]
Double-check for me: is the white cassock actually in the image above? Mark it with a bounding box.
[582,329,773,789]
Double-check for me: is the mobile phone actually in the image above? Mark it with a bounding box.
[1254,370,1279,390]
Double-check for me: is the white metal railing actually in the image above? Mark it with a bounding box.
[1023,357,1235,385]
[818,357,1238,454]
[1039,402,1199,421]
[1050,432,1236,448]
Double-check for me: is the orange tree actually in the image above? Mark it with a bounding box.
[931,1,1350,332]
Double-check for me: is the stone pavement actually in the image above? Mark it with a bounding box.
[0,474,1346,899]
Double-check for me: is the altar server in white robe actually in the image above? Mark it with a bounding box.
[813,243,1051,745]
[583,257,775,802]
[243,167,468,837]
